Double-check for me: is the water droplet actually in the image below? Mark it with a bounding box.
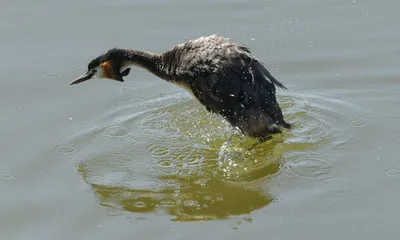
[101,125,130,137]
[384,169,400,178]
[348,117,370,128]
[319,177,360,195]
[54,144,76,155]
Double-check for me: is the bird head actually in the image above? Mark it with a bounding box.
[69,48,131,85]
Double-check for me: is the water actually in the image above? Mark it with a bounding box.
[1,0,399,239]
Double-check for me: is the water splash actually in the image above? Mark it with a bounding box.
[70,88,354,221]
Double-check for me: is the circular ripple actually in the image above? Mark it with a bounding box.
[88,174,113,185]
[43,71,62,79]
[20,84,31,90]
[131,141,149,152]
[348,117,370,128]
[13,104,25,110]
[384,169,400,178]
[0,150,6,157]
[134,201,147,208]
[288,157,332,179]
[71,65,85,70]
[101,125,130,137]
[0,173,14,180]
[159,198,176,208]
[54,144,77,155]
[107,208,122,216]
[121,87,133,93]
[113,94,146,105]
[319,177,360,195]
[183,200,199,207]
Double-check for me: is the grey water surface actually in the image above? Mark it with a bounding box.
[1,0,400,239]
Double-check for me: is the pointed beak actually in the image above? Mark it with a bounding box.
[69,71,93,85]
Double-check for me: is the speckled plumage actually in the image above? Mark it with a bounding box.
[159,35,291,138]
[71,34,291,140]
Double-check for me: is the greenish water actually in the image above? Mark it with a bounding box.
[1,0,400,239]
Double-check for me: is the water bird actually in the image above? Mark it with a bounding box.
[70,34,291,145]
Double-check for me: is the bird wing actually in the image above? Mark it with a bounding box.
[250,58,287,90]
[190,66,275,117]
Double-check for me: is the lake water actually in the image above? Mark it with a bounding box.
[1,0,400,239]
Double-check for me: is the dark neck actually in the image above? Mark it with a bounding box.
[121,50,170,80]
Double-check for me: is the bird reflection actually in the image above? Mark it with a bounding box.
[75,95,318,221]
[76,124,311,221]
[87,175,275,221]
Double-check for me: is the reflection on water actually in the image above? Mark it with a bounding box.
[73,90,342,221]
[79,172,275,221]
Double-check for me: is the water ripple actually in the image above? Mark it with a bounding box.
[100,125,131,138]
[384,169,400,178]
[71,87,360,220]
[42,71,62,79]
[0,173,14,180]
[71,65,85,71]
[107,207,122,216]
[348,117,371,128]
[54,144,77,155]
[319,177,360,195]
[286,155,332,179]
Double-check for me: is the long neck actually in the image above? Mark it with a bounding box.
[122,50,170,80]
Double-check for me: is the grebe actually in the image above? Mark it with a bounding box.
[70,34,291,144]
